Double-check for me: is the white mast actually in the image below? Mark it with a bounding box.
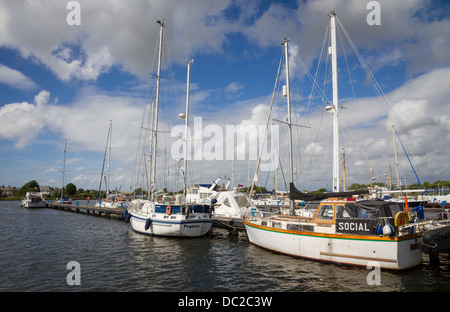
[61,139,66,201]
[150,20,164,201]
[182,59,193,205]
[392,125,401,190]
[328,10,340,192]
[107,120,112,197]
[283,38,295,214]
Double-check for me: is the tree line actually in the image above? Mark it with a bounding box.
[347,180,450,191]
[15,180,107,200]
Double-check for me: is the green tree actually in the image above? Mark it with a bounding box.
[431,180,450,190]
[18,180,40,197]
[65,183,77,196]
[348,183,367,190]
[239,186,268,193]
[407,183,422,189]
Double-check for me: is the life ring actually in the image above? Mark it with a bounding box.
[166,205,172,215]
[394,211,409,227]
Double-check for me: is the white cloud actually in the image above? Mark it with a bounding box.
[225,81,244,93]
[0,88,143,154]
[0,64,37,91]
[0,0,237,82]
[0,0,448,83]
[0,90,50,147]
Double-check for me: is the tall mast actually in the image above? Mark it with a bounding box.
[61,139,66,201]
[151,20,164,201]
[328,10,340,192]
[183,59,194,205]
[342,149,346,191]
[392,125,401,190]
[283,38,295,215]
[107,120,112,196]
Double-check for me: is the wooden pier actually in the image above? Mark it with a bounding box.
[46,201,126,220]
[45,201,244,235]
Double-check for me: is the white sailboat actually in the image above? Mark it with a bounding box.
[95,121,128,209]
[127,21,212,237]
[242,11,423,270]
[59,139,72,205]
[182,176,258,229]
[370,125,428,208]
[184,176,231,204]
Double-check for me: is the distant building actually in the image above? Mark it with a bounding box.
[40,186,56,196]
[1,186,19,198]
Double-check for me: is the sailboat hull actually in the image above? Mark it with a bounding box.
[243,220,422,270]
[129,204,213,237]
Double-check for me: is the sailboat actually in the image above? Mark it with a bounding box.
[95,120,127,209]
[242,11,423,270]
[126,21,213,237]
[59,139,72,205]
[371,125,427,208]
[181,176,258,230]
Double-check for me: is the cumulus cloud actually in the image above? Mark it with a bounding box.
[0,90,50,147]
[0,88,143,154]
[0,0,238,82]
[0,0,448,83]
[0,64,38,90]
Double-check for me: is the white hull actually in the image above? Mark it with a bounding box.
[95,201,127,209]
[21,201,47,208]
[243,220,422,270]
[128,202,213,237]
[21,192,47,208]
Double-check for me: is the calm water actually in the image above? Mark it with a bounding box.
[1,200,449,292]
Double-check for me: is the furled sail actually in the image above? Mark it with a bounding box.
[289,183,369,201]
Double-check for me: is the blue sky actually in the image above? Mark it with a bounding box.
[1,0,450,193]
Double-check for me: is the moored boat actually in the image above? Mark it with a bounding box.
[128,202,213,237]
[243,11,423,270]
[208,189,259,230]
[21,192,47,208]
[244,188,422,270]
[127,21,212,237]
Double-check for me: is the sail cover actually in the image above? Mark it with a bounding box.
[289,183,369,201]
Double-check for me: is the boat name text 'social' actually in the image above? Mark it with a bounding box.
[336,219,373,234]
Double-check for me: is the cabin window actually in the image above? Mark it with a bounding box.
[335,205,350,218]
[287,223,300,231]
[272,222,282,229]
[316,204,334,220]
[234,196,249,207]
[223,198,231,207]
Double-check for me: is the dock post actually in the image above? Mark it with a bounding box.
[430,252,440,267]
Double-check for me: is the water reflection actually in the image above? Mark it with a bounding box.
[1,201,449,292]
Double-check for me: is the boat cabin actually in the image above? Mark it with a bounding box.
[310,198,405,235]
[252,197,410,237]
